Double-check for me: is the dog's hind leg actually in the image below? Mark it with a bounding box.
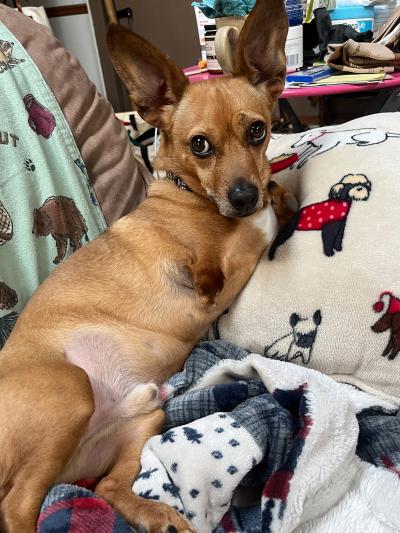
[382,338,393,357]
[0,360,94,533]
[96,409,194,533]
[386,335,399,360]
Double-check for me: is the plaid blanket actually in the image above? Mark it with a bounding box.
[38,341,400,533]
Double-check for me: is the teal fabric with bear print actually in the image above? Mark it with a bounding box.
[0,22,107,347]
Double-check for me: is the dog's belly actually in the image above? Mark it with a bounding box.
[59,331,162,482]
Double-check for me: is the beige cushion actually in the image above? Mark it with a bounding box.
[212,112,400,405]
[0,5,153,225]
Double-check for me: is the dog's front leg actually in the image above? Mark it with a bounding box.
[268,181,298,228]
[96,409,194,533]
[211,209,275,312]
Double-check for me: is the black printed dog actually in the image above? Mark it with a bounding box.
[264,310,322,365]
[269,174,371,259]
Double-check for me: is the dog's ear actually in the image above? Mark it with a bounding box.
[233,0,288,99]
[107,23,188,128]
[329,183,344,198]
[290,313,301,328]
[313,310,322,326]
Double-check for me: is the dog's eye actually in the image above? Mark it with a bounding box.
[191,136,213,158]
[248,121,266,145]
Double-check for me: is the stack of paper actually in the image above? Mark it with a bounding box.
[285,71,389,88]
[312,72,388,86]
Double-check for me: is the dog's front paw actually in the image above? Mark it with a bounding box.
[135,502,196,533]
[96,477,195,533]
[268,180,298,228]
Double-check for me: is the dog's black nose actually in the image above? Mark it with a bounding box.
[228,178,259,215]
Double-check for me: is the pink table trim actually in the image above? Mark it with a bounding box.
[183,67,400,99]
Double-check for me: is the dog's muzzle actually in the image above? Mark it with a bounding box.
[228,178,259,217]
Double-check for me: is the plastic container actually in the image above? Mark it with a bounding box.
[204,25,223,74]
[286,25,303,72]
[193,3,304,73]
[285,0,303,27]
[329,6,374,33]
[284,0,303,71]
[194,6,215,61]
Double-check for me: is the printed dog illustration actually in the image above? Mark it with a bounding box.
[264,310,322,364]
[371,291,400,360]
[269,174,371,259]
[291,128,400,168]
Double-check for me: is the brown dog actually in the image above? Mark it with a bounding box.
[0,1,289,531]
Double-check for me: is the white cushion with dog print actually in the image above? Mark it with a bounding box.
[212,112,400,404]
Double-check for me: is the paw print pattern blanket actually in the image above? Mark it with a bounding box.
[0,23,106,346]
[38,341,400,533]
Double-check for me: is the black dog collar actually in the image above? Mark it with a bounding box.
[166,171,193,193]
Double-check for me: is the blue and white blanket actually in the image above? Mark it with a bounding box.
[39,341,400,533]
[133,341,400,533]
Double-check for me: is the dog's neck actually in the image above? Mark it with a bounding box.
[166,171,193,193]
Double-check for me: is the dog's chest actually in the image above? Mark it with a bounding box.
[249,205,278,242]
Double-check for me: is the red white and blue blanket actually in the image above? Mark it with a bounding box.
[38,341,400,533]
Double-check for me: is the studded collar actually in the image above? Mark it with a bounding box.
[166,171,193,193]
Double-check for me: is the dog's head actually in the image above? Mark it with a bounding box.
[290,310,322,347]
[329,174,371,202]
[107,0,288,218]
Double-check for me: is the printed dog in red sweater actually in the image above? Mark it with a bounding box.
[269,174,371,259]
